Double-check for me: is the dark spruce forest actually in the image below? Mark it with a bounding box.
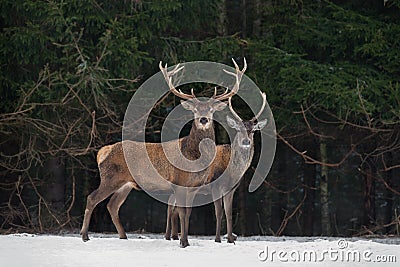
[1,0,399,237]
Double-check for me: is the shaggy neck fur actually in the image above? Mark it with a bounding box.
[229,137,254,177]
[181,121,215,160]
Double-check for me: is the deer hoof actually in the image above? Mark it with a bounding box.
[119,235,128,240]
[215,238,221,243]
[165,235,171,240]
[227,237,235,244]
[171,235,179,240]
[81,233,90,242]
[180,240,190,248]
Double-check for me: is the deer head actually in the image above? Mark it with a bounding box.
[226,91,268,148]
[159,58,247,131]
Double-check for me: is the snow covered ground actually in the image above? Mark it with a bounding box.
[1,233,399,267]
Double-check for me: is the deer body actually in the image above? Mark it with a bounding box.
[80,120,215,245]
[166,92,268,244]
[166,132,254,243]
[80,59,247,248]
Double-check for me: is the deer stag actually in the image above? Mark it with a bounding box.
[166,91,267,244]
[80,59,247,248]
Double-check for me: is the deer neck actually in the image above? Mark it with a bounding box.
[231,138,254,173]
[182,121,215,159]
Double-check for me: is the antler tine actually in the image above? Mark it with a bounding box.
[232,58,239,70]
[251,92,267,122]
[215,58,247,101]
[223,57,247,77]
[159,61,193,100]
[228,96,242,122]
[232,57,247,73]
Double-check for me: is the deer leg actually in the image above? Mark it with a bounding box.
[166,194,179,240]
[175,188,190,248]
[214,197,223,243]
[165,204,173,240]
[107,183,132,239]
[181,192,197,247]
[171,207,179,240]
[183,206,192,245]
[177,206,189,248]
[223,190,236,244]
[80,185,117,242]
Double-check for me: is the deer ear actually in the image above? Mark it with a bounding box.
[180,100,194,111]
[226,115,239,129]
[213,101,227,111]
[253,119,268,131]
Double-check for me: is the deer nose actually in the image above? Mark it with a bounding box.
[242,139,251,146]
[200,117,208,125]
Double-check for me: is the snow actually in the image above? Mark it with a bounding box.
[1,233,399,267]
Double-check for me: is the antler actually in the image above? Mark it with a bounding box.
[215,58,247,101]
[251,92,267,122]
[159,58,247,101]
[159,61,195,100]
[228,96,242,122]
[228,90,267,122]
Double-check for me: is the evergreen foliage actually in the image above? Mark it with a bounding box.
[0,0,399,236]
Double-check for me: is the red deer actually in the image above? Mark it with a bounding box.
[80,59,247,247]
[165,91,267,243]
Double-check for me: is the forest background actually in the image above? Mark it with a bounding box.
[1,0,399,237]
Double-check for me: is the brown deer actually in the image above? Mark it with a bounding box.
[165,91,267,244]
[80,59,247,248]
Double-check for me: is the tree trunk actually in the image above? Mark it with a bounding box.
[238,181,247,236]
[302,146,316,236]
[44,157,65,212]
[271,145,288,235]
[252,0,261,37]
[319,139,331,236]
[241,0,247,38]
[217,0,227,36]
[41,157,66,230]
[262,184,272,234]
[384,155,394,234]
[363,161,376,227]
